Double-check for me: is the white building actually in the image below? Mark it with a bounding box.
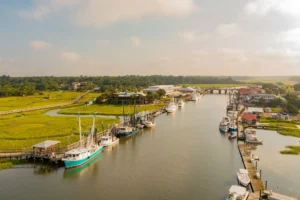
[252,94,278,103]
[144,85,175,95]
[178,87,196,93]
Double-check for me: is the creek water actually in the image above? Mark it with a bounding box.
[0,95,298,200]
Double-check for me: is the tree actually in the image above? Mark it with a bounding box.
[156,89,166,98]
[258,97,266,106]
[287,104,298,114]
[294,83,300,91]
[264,88,273,94]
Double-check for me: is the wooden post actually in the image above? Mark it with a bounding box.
[260,170,262,179]
[256,161,258,170]
[265,181,268,190]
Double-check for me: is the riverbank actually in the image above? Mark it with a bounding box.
[0,159,27,170]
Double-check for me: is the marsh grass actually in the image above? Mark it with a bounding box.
[0,111,119,149]
[280,146,300,155]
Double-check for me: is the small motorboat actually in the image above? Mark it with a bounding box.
[144,121,156,128]
[153,111,161,117]
[226,185,249,200]
[237,169,250,187]
[178,99,185,107]
[228,131,237,139]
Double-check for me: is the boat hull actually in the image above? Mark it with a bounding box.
[118,129,138,137]
[63,146,103,169]
[103,139,119,147]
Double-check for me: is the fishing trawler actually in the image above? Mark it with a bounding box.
[63,112,103,169]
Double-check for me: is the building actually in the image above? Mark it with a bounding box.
[111,90,146,104]
[144,85,175,95]
[178,86,195,93]
[247,107,264,117]
[251,94,278,103]
[242,113,257,125]
[240,88,265,103]
[68,82,93,90]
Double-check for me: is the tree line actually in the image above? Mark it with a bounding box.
[0,75,239,97]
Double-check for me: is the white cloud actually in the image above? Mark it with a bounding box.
[179,31,196,42]
[131,37,141,47]
[21,0,198,27]
[279,28,300,44]
[29,40,52,50]
[217,23,241,37]
[61,52,81,62]
[244,0,300,18]
[20,0,81,20]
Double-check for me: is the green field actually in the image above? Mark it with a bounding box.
[181,84,250,89]
[77,92,101,104]
[58,104,164,115]
[238,79,297,85]
[0,91,84,111]
[0,110,119,150]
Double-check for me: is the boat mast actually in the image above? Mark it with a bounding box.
[78,110,82,147]
[91,112,96,146]
[122,100,125,125]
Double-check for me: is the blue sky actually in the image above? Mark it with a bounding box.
[0,0,300,76]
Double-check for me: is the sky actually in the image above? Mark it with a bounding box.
[0,0,300,76]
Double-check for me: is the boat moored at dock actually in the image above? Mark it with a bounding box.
[178,99,185,107]
[100,135,119,147]
[63,112,103,169]
[117,126,138,137]
[144,121,156,128]
[226,185,249,200]
[166,99,177,113]
[237,169,250,187]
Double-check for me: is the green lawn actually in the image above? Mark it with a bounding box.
[77,92,101,104]
[0,110,119,150]
[58,104,164,115]
[181,84,250,89]
[0,91,84,111]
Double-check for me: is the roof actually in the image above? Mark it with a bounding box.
[242,113,257,120]
[32,140,60,148]
[115,91,146,97]
[229,185,246,196]
[239,88,263,95]
[248,107,264,113]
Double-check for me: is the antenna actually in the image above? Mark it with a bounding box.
[78,110,82,147]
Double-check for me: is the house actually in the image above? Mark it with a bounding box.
[144,85,175,95]
[240,88,264,103]
[278,112,289,120]
[247,107,264,117]
[242,113,257,125]
[111,90,146,104]
[251,94,278,103]
[68,82,81,90]
[93,88,100,92]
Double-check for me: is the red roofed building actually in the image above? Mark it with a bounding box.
[239,88,265,103]
[242,113,257,125]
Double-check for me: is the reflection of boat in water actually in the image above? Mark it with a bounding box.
[63,112,103,169]
[63,153,103,179]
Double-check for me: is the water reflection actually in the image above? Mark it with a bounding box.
[63,153,103,179]
[32,163,59,175]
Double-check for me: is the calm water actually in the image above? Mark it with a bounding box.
[1,95,297,200]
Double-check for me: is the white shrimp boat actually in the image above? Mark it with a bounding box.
[100,135,119,147]
[144,121,156,128]
[226,185,249,200]
[237,169,250,187]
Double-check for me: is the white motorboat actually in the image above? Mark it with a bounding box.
[100,135,119,147]
[144,121,156,128]
[191,93,198,101]
[226,185,249,200]
[166,100,177,113]
[178,99,185,107]
[153,111,161,117]
[219,116,230,132]
[246,134,263,144]
[244,128,263,144]
[237,169,250,187]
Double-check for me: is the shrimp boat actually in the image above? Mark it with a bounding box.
[166,99,177,113]
[178,99,185,107]
[63,112,103,169]
[226,185,249,200]
[117,125,138,137]
[237,169,250,187]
